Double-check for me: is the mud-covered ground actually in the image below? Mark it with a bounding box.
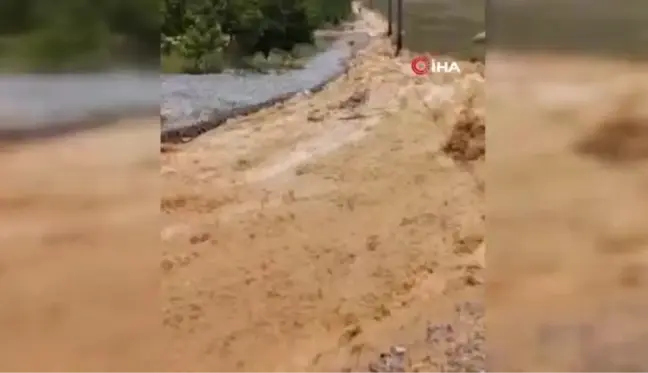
[161,4,485,370]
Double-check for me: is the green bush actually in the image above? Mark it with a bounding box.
[0,0,159,71]
[161,0,354,74]
[0,0,352,72]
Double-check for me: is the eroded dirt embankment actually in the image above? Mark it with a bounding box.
[162,4,485,371]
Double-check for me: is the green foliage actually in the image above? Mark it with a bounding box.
[161,0,354,73]
[0,0,159,71]
[0,0,351,72]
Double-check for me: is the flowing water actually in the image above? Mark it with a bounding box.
[366,0,486,60]
[367,0,648,61]
[490,0,648,61]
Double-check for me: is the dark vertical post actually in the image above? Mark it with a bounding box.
[395,0,403,55]
[387,0,393,36]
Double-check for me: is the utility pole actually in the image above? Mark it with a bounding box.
[395,0,403,55]
[387,0,392,36]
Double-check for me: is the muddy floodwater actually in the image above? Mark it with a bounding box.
[367,0,648,61]
[490,0,648,60]
[366,0,485,60]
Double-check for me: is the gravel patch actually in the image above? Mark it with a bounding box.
[0,28,367,143]
[366,302,485,373]
[160,32,371,143]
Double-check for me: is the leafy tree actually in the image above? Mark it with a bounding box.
[0,0,159,71]
[161,0,354,73]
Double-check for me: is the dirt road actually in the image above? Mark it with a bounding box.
[161,7,485,371]
[488,53,648,371]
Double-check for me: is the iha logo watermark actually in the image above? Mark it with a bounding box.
[411,56,461,75]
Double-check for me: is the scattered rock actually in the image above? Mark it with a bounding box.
[365,302,484,372]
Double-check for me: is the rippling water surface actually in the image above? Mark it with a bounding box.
[490,0,648,60]
[367,0,648,61]
[367,0,485,60]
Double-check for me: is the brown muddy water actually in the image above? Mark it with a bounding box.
[490,0,648,61]
[366,0,485,60]
[367,0,648,62]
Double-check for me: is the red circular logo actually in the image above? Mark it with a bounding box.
[411,56,430,75]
